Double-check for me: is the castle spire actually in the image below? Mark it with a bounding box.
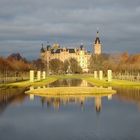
[80,42,84,50]
[97,30,99,37]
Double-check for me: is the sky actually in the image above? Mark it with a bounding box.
[0,0,140,59]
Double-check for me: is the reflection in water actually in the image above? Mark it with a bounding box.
[47,78,93,87]
[29,94,112,113]
[28,78,115,112]
[30,79,93,90]
[1,79,140,140]
[0,88,27,115]
[115,87,140,108]
[95,97,101,112]
[29,94,35,100]
[108,94,113,100]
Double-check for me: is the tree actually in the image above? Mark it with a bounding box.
[0,57,13,72]
[49,59,63,74]
[89,54,110,72]
[32,59,45,71]
[69,58,82,73]
[63,60,69,73]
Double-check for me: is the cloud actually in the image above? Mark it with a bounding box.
[0,0,140,59]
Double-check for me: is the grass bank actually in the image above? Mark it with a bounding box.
[49,74,140,89]
[0,74,140,89]
[0,76,58,89]
[83,77,140,89]
[0,74,91,89]
[26,87,116,95]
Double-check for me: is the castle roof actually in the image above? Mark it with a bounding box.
[47,44,51,50]
[50,48,75,54]
[40,47,45,53]
[94,31,101,44]
[69,49,75,53]
[95,37,101,44]
[50,49,62,54]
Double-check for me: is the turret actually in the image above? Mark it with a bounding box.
[40,44,45,53]
[80,43,84,50]
[46,42,51,51]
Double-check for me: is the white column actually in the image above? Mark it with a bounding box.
[30,70,34,82]
[30,86,34,90]
[37,71,41,81]
[99,70,103,80]
[94,71,98,79]
[42,71,46,80]
[108,86,112,90]
[107,70,112,82]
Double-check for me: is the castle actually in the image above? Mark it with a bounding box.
[40,31,102,72]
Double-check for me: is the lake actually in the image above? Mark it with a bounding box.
[0,79,140,140]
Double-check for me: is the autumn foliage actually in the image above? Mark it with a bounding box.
[0,53,31,73]
[89,52,140,74]
[0,52,140,76]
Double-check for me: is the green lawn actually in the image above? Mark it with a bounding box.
[83,77,140,89]
[0,76,58,89]
[0,74,140,89]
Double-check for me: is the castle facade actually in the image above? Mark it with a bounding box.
[40,31,102,72]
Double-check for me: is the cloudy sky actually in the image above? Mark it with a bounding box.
[0,0,140,59]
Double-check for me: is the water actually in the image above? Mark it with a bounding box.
[0,79,140,140]
[47,78,94,87]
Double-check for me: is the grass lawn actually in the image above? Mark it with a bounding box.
[83,76,140,89]
[0,74,140,89]
[0,76,58,89]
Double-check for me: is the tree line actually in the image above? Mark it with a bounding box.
[0,53,82,77]
[0,52,140,77]
[89,52,140,74]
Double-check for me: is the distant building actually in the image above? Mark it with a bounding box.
[40,31,102,72]
[94,31,102,55]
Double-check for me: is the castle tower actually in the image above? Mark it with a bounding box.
[40,43,45,53]
[94,31,102,55]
